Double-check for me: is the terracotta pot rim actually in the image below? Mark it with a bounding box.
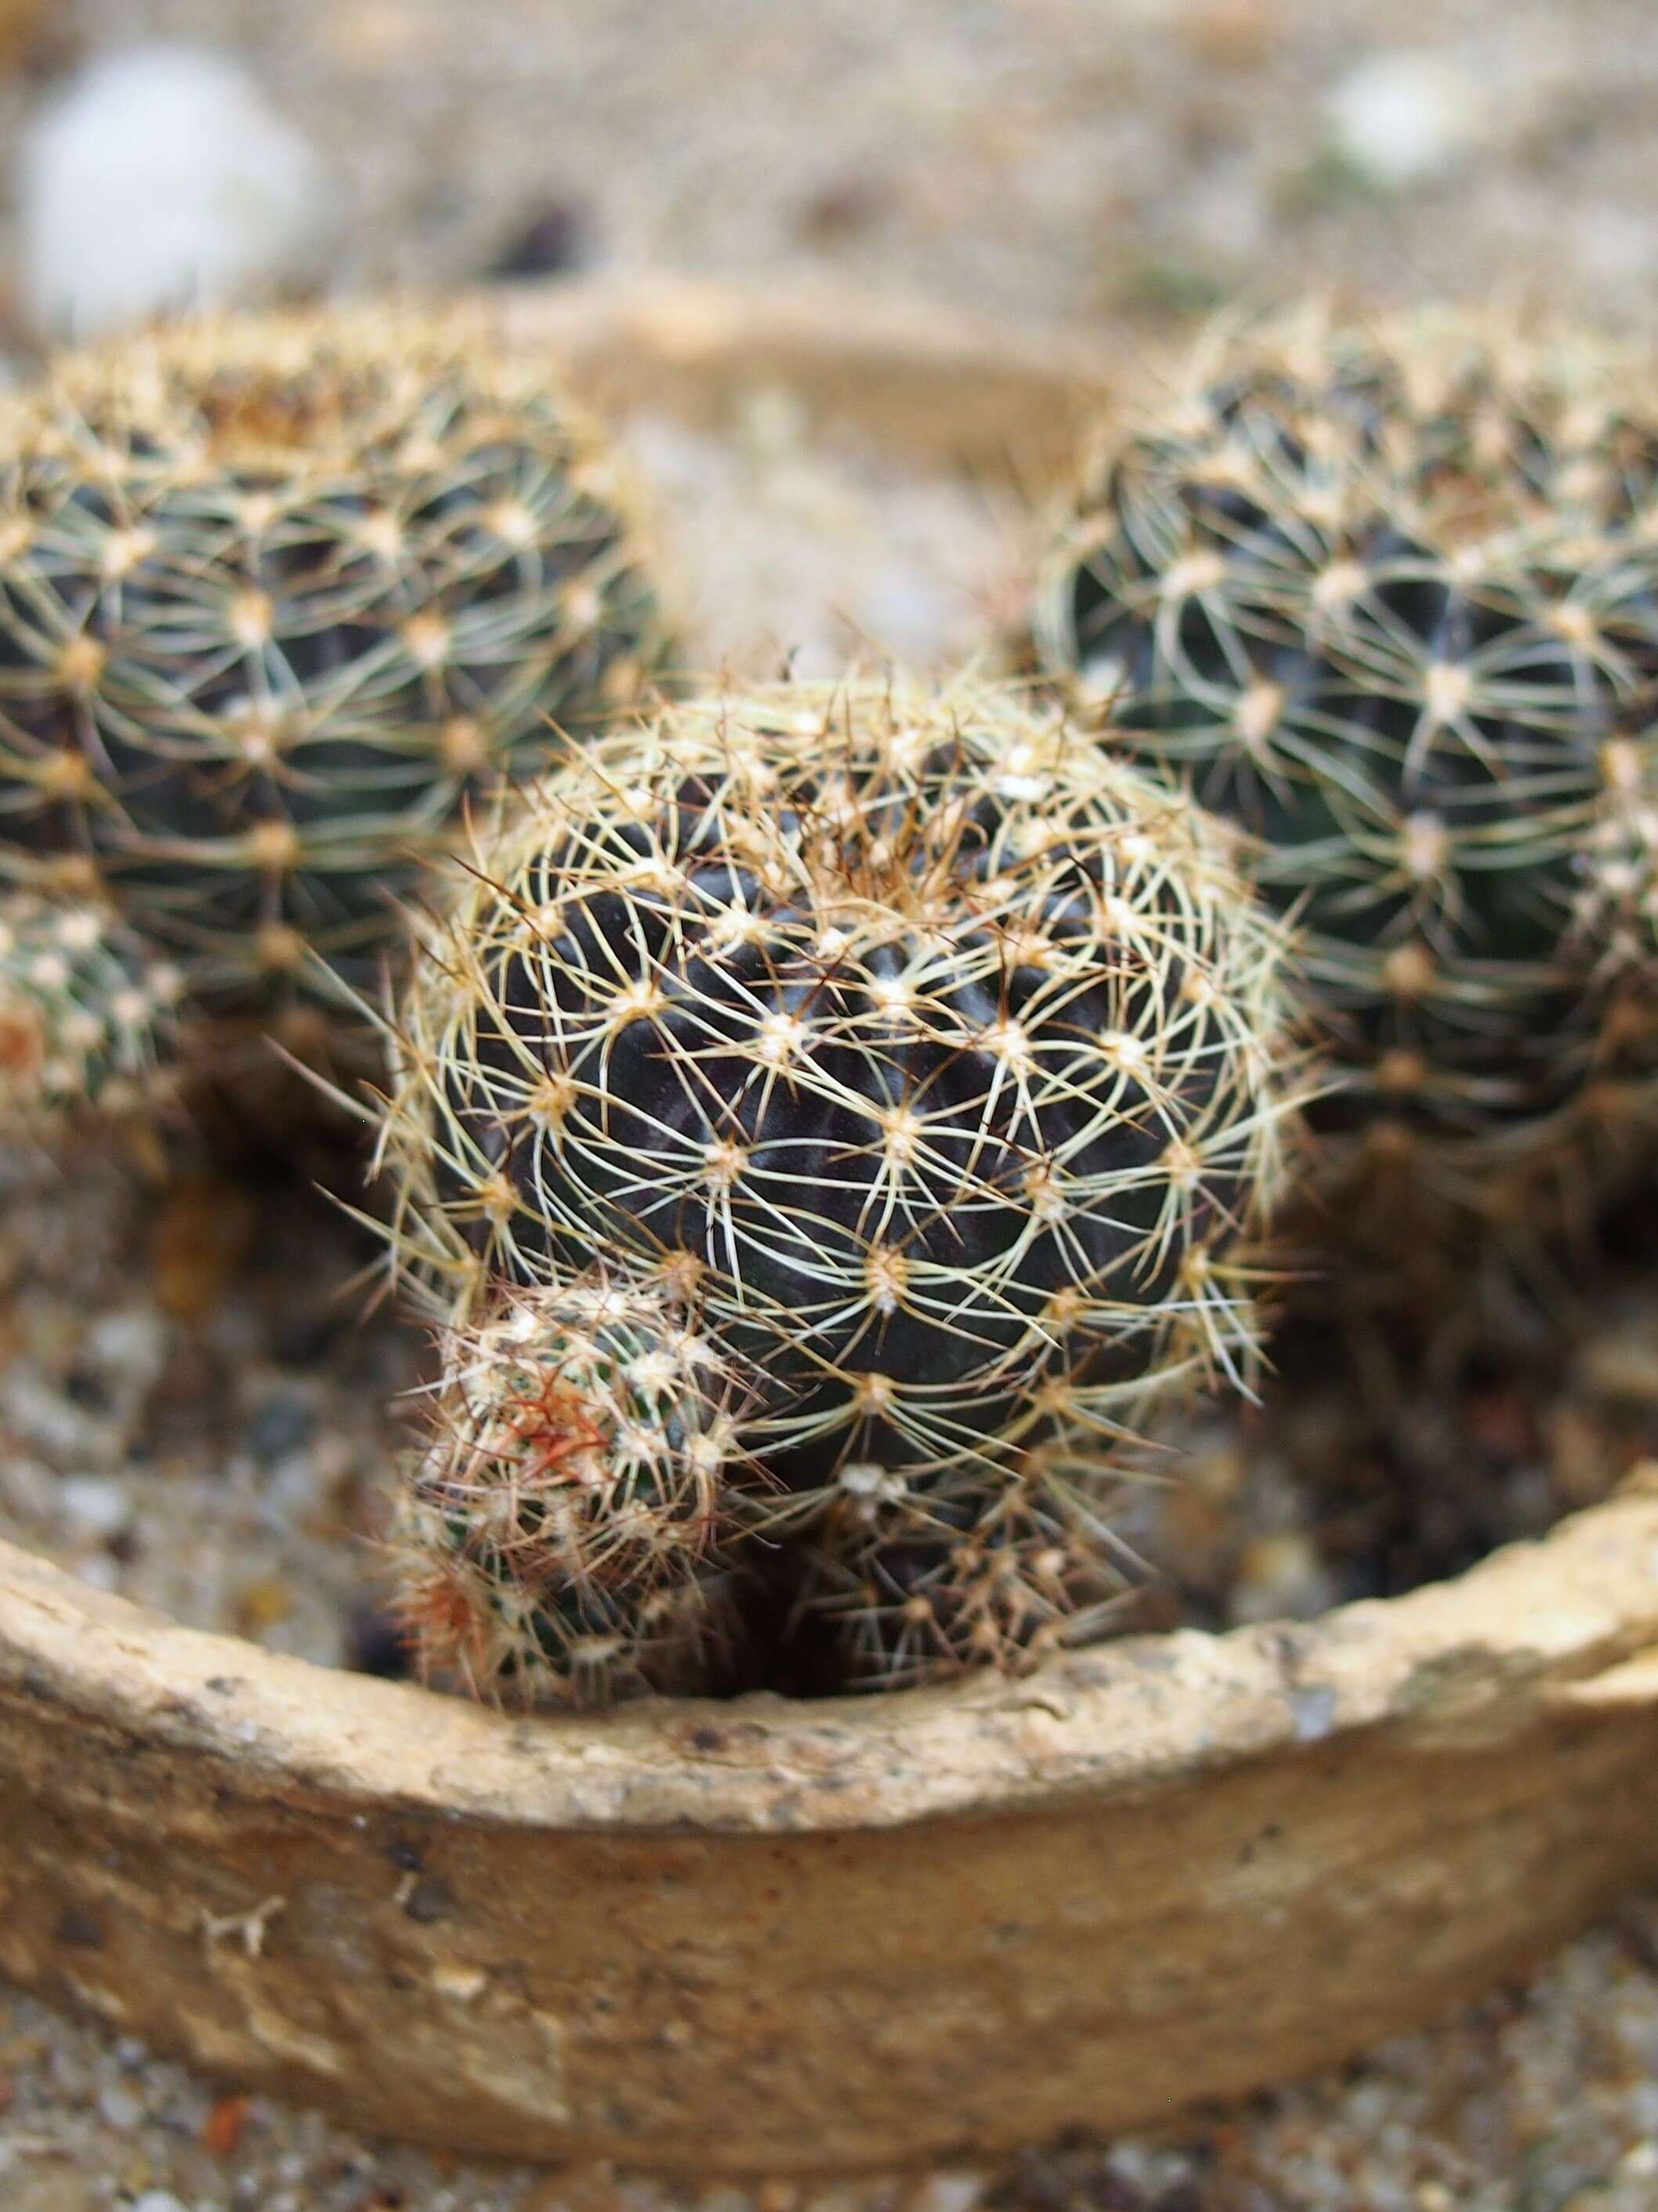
[6,1472,1656,1838]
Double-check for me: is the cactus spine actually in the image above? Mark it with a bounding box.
[390,1276,750,1705]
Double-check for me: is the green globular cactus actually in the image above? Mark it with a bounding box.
[0,889,179,1132]
[378,675,1304,1693]
[390,1276,751,1706]
[0,307,664,1032]
[1032,310,1658,1254]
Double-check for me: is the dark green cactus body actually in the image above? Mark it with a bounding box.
[1036,313,1658,1207]
[0,889,178,1130]
[0,309,664,1018]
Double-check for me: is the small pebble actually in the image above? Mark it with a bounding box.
[1229,1531,1340,1625]
[201,2092,251,2158]
[266,1452,324,1515]
[4,1367,118,1465]
[904,2175,984,2212]
[246,1392,318,1467]
[0,1455,56,1519]
[98,2080,147,2131]
[57,1474,134,1541]
[1324,50,1487,187]
[1578,1328,1658,1407]
[234,1576,296,1635]
[85,1308,170,1393]
[483,199,590,278]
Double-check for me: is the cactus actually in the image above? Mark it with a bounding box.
[1032,310,1658,1252]
[0,306,664,1028]
[389,1276,751,1706]
[378,675,1303,1693]
[0,889,179,1131]
[790,1439,1146,1692]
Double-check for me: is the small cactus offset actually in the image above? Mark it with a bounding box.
[1033,310,1658,1253]
[379,675,1305,1694]
[390,1276,751,1706]
[0,306,664,1025]
[791,1442,1145,1692]
[0,889,178,1131]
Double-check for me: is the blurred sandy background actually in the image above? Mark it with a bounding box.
[9,1,1658,333]
[4,3,1658,2210]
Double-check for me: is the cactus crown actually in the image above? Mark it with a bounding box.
[0,889,178,1129]
[378,676,1305,1699]
[0,308,664,1015]
[1034,310,1658,1204]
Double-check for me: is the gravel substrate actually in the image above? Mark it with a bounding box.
[13,0,1658,336]
[3,1897,1658,2211]
[5,0,1658,2205]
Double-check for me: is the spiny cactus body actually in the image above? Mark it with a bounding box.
[792,1444,1145,1692]
[382,677,1304,1693]
[391,1276,750,1705]
[1034,311,1658,1244]
[0,308,664,1022]
[0,889,178,1130]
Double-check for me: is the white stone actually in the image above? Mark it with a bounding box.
[903,2173,986,2212]
[57,1473,133,1540]
[85,1306,171,1392]
[1325,51,1486,188]
[18,45,333,338]
[97,2080,147,2131]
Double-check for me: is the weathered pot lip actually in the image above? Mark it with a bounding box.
[6,1473,1657,1838]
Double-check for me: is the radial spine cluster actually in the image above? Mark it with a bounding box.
[1034,310,1658,1242]
[0,306,664,1021]
[380,676,1303,1696]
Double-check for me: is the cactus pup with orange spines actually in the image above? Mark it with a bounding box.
[390,1276,752,1706]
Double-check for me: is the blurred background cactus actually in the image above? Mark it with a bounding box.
[0,887,178,1134]
[1033,311,1658,1278]
[378,675,1305,1694]
[0,307,665,1056]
